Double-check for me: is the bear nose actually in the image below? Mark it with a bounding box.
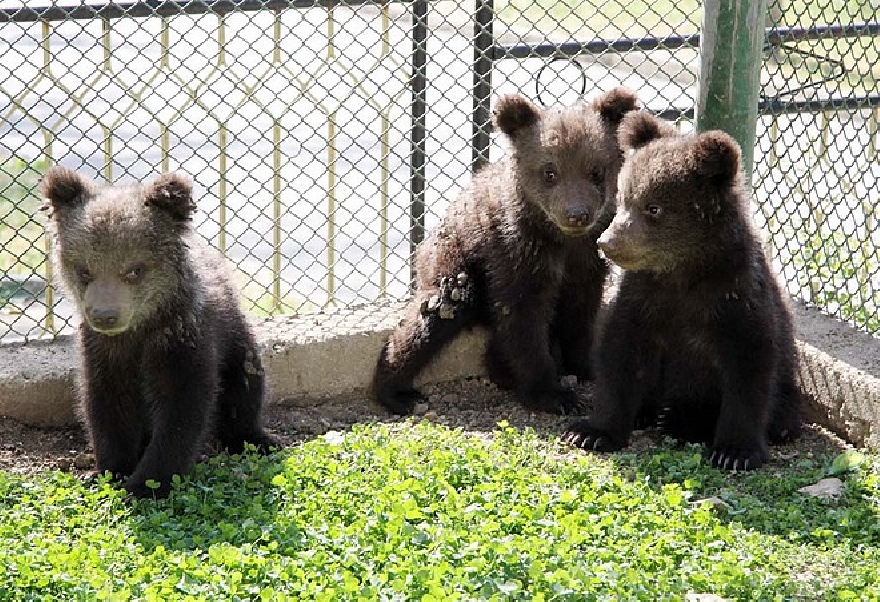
[88,308,119,330]
[566,206,591,228]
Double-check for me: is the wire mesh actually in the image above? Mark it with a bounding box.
[0,0,876,343]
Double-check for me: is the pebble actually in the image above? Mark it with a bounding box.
[73,452,94,470]
[413,402,430,416]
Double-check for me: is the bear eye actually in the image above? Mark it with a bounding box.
[123,263,146,284]
[542,164,557,184]
[77,266,92,285]
[645,205,662,217]
[590,168,604,185]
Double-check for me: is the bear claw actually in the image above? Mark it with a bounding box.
[708,447,766,471]
[562,420,624,452]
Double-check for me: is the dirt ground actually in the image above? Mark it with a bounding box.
[0,377,851,478]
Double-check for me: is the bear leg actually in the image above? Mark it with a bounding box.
[373,276,475,414]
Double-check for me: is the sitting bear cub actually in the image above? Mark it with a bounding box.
[42,167,279,497]
[563,112,801,470]
[373,88,640,415]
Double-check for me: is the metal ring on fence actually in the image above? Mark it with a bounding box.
[535,56,587,107]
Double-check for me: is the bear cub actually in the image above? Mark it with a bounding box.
[563,112,801,470]
[373,88,640,415]
[42,167,278,498]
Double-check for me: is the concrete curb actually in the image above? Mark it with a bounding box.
[1,300,878,448]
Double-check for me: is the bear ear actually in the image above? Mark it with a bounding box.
[693,131,741,186]
[592,87,640,125]
[143,173,196,222]
[618,111,678,152]
[493,94,541,137]
[40,166,92,212]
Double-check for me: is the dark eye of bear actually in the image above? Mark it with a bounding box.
[542,164,557,184]
[590,168,604,185]
[123,263,147,284]
[645,204,662,217]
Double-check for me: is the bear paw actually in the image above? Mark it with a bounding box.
[376,386,425,416]
[561,420,625,452]
[707,446,769,471]
[523,387,585,415]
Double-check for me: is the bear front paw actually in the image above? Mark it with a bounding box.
[562,420,625,452]
[375,386,425,415]
[707,445,769,471]
[523,387,584,415]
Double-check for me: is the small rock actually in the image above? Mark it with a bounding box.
[423,410,439,422]
[441,393,460,405]
[57,457,73,471]
[450,288,462,301]
[73,453,94,470]
[413,402,430,416]
[456,272,468,286]
[798,477,844,499]
[427,295,441,311]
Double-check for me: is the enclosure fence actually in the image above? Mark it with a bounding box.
[0,0,877,342]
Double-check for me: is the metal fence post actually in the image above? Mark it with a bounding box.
[409,0,429,286]
[696,0,767,182]
[472,0,494,173]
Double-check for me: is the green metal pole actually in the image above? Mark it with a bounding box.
[696,0,767,183]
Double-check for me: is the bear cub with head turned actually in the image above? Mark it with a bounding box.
[373,88,640,415]
[563,112,801,470]
[42,167,278,498]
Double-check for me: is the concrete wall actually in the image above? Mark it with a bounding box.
[1,300,878,448]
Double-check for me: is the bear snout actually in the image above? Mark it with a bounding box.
[86,307,124,333]
[565,205,591,229]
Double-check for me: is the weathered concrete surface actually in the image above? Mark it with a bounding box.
[1,300,878,449]
[792,302,880,448]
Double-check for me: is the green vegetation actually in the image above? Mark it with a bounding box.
[0,156,47,275]
[1,421,878,599]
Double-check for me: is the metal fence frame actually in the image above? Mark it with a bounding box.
[1,0,877,340]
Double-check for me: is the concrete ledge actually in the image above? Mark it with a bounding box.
[1,300,878,449]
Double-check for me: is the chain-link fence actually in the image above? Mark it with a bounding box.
[0,0,877,343]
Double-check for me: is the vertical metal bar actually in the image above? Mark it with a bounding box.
[218,123,227,254]
[103,126,112,181]
[327,113,337,306]
[409,0,428,286]
[273,120,282,311]
[41,22,55,335]
[326,8,338,305]
[471,0,494,173]
[380,111,390,297]
[696,0,767,183]
[379,2,391,297]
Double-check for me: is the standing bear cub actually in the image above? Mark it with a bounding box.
[373,88,640,415]
[42,167,278,498]
[563,112,801,470]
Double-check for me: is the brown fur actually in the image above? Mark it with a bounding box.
[373,88,640,415]
[563,112,801,470]
[42,166,278,498]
